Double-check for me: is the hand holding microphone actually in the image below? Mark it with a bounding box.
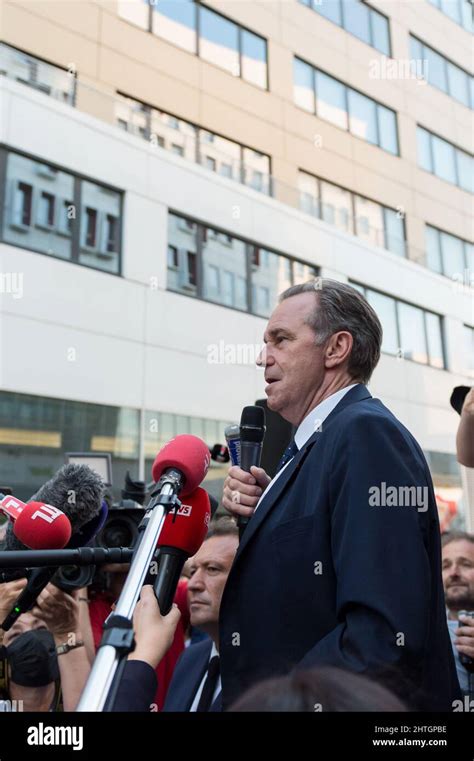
[128,586,181,670]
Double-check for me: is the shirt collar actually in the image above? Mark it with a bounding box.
[294,384,360,451]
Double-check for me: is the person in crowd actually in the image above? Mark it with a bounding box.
[113,518,238,711]
[229,666,407,712]
[442,531,474,695]
[0,579,91,711]
[221,279,460,711]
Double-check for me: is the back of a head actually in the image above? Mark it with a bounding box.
[229,667,407,712]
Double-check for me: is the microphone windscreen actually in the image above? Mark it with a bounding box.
[151,435,210,496]
[158,487,211,556]
[13,502,72,550]
[240,406,266,443]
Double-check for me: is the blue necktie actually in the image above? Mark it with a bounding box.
[276,439,298,472]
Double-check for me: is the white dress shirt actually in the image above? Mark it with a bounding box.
[189,641,221,712]
[254,384,359,510]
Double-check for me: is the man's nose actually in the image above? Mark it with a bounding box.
[188,570,205,592]
[256,345,273,367]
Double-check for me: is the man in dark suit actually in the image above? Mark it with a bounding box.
[112,520,238,711]
[221,278,460,712]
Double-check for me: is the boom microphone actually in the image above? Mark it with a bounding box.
[238,406,266,538]
[151,435,210,498]
[0,494,71,549]
[152,486,211,615]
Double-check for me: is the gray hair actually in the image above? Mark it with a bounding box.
[442,530,474,548]
[279,279,382,383]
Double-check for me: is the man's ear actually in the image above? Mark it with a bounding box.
[324,331,353,369]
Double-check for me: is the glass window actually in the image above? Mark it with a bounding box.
[350,281,366,295]
[115,96,149,139]
[241,29,267,89]
[294,58,315,112]
[199,131,241,180]
[292,261,317,285]
[150,109,197,162]
[243,148,271,195]
[410,36,423,64]
[461,0,473,32]
[456,150,473,193]
[425,46,448,92]
[118,0,149,30]
[320,180,353,234]
[80,181,121,273]
[3,152,74,260]
[425,312,444,368]
[425,226,442,273]
[398,303,428,364]
[202,229,247,310]
[370,9,390,55]
[316,71,348,129]
[441,0,461,24]
[314,0,342,25]
[431,134,456,184]
[366,290,399,355]
[199,7,239,76]
[167,214,198,296]
[298,171,320,217]
[417,127,433,172]
[440,231,466,278]
[354,195,384,248]
[152,0,197,53]
[447,63,470,107]
[383,208,405,257]
[251,248,291,317]
[343,0,371,45]
[377,105,398,155]
[348,89,378,144]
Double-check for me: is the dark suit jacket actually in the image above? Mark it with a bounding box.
[112,640,222,712]
[219,385,461,711]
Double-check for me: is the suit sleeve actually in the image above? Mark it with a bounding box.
[111,660,157,712]
[297,412,434,684]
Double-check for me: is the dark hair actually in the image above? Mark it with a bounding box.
[442,530,474,548]
[206,516,239,540]
[229,666,408,712]
[279,279,382,383]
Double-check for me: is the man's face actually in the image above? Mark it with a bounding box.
[187,535,238,633]
[442,540,474,612]
[257,292,326,425]
[2,612,48,649]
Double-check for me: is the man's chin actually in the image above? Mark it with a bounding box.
[446,592,474,610]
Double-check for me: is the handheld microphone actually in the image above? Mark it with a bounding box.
[238,406,266,538]
[151,486,211,615]
[210,443,230,463]
[0,494,72,549]
[1,465,106,630]
[151,434,210,498]
[224,424,241,466]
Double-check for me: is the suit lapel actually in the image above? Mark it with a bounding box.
[234,384,372,560]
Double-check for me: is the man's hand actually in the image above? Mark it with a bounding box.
[455,614,474,661]
[222,465,271,520]
[31,584,80,640]
[0,578,27,620]
[129,585,181,670]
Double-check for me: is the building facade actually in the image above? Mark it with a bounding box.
[0,0,472,523]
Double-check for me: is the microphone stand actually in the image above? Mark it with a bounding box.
[0,547,134,569]
[77,473,182,712]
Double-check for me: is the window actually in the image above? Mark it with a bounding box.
[425,225,472,278]
[167,244,178,268]
[410,35,473,108]
[440,230,467,278]
[167,213,198,295]
[152,0,197,53]
[241,29,267,89]
[84,208,97,248]
[425,312,445,368]
[3,152,75,261]
[428,0,472,32]
[104,215,119,253]
[417,127,472,192]
[251,248,292,317]
[316,70,348,129]
[37,191,55,228]
[80,181,121,273]
[398,303,429,364]
[294,58,315,112]
[383,208,405,257]
[320,181,353,233]
[294,59,398,154]
[298,171,320,217]
[202,230,247,310]
[355,195,384,248]
[366,290,399,354]
[0,43,75,105]
[300,0,390,54]
[293,261,317,285]
[200,6,239,76]
[348,90,378,145]
[243,148,271,194]
[205,156,216,172]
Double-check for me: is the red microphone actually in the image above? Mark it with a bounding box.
[152,486,211,614]
[151,435,211,497]
[0,495,72,549]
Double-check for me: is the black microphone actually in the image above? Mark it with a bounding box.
[238,406,266,539]
[1,464,106,631]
